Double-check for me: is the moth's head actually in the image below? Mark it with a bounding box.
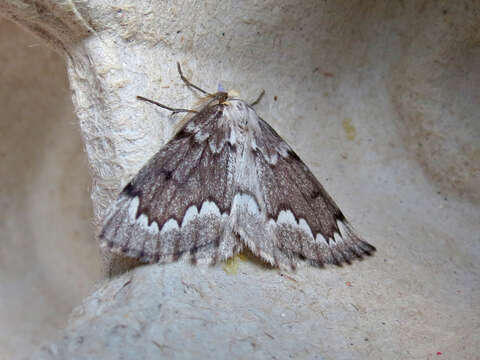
[215,84,240,105]
[210,91,229,105]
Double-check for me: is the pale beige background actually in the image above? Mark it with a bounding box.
[0,18,101,359]
[0,1,479,359]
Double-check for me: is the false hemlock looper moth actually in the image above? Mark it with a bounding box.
[99,63,375,270]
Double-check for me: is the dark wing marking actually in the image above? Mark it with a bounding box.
[100,104,240,264]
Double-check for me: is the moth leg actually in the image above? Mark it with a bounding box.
[176,62,213,96]
[136,96,198,115]
[250,89,265,107]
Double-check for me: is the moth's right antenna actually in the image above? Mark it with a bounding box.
[250,89,265,107]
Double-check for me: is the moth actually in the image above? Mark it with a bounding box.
[100,63,375,270]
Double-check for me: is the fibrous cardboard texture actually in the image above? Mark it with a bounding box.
[0,1,479,359]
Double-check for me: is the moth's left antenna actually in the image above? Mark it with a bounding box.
[177,62,213,96]
[136,96,197,114]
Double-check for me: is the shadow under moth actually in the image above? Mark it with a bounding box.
[100,63,375,270]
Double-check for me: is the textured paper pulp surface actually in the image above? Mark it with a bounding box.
[0,1,479,359]
[0,18,102,359]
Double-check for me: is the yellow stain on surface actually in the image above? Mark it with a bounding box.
[222,253,247,275]
[342,118,356,141]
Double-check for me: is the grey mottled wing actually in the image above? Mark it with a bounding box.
[100,97,375,270]
[100,105,240,264]
[241,117,375,269]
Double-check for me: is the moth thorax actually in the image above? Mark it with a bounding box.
[224,100,250,133]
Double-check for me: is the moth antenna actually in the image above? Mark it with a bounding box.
[177,62,213,96]
[136,96,198,115]
[250,89,265,107]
